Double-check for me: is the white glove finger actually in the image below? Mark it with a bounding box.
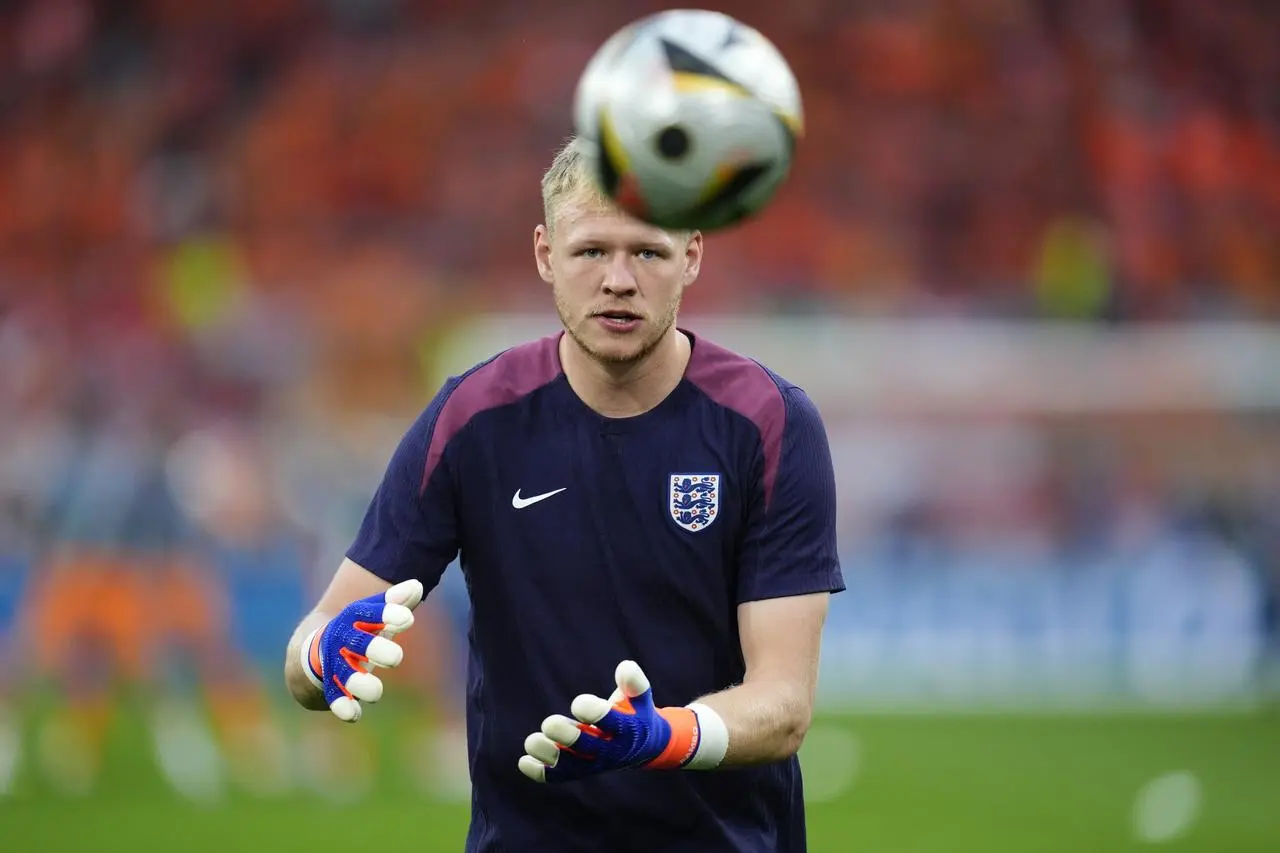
[614,660,650,699]
[608,686,625,704]
[518,754,548,783]
[524,731,562,765]
[378,603,415,636]
[345,671,384,703]
[329,695,362,723]
[386,579,424,611]
[541,714,587,747]
[364,635,404,669]
[569,694,613,726]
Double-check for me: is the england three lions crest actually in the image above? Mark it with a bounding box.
[669,474,720,532]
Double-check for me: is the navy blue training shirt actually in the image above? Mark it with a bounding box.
[347,330,844,853]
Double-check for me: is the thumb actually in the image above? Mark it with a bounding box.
[614,660,653,711]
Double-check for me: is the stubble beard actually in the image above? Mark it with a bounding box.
[555,289,681,367]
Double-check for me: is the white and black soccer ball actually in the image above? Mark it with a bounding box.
[573,9,803,232]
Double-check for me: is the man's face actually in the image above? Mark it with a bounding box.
[534,196,702,365]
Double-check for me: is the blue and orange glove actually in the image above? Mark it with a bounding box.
[518,660,730,783]
[300,579,423,723]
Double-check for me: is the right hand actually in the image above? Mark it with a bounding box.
[301,579,423,722]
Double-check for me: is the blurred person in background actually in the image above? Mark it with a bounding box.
[0,308,79,796]
[164,419,312,800]
[7,311,286,800]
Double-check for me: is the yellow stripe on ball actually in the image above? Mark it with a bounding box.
[774,108,804,137]
[598,108,632,174]
[670,71,752,99]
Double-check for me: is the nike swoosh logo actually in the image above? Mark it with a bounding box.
[512,487,567,509]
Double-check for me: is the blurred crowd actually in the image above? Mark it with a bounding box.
[0,0,1278,800]
[2,0,1278,325]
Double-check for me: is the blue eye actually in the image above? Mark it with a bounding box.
[638,249,659,260]
[579,248,603,258]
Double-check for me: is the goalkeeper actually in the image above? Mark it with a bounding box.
[284,137,843,852]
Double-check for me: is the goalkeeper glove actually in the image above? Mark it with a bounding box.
[518,659,729,783]
[301,579,423,722]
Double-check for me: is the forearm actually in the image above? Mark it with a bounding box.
[284,611,333,711]
[690,678,813,767]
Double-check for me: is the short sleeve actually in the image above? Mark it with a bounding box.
[345,380,462,591]
[737,386,844,603]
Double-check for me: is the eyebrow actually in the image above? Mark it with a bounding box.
[567,237,673,252]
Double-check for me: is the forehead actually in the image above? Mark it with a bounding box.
[553,195,674,246]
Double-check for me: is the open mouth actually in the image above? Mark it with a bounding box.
[594,310,643,331]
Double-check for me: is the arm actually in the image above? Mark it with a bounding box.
[688,591,829,765]
[284,558,394,710]
[693,384,841,766]
[283,378,465,716]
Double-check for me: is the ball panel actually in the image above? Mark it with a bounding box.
[647,11,803,132]
[684,161,773,230]
[659,39,743,89]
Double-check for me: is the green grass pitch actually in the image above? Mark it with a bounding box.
[1,706,1276,852]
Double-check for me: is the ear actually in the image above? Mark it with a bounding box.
[682,231,703,286]
[533,224,554,284]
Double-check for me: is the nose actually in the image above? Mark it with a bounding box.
[601,254,638,297]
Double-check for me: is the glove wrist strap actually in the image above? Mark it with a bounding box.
[682,702,729,770]
[300,627,324,691]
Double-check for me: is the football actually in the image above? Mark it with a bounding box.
[573,9,803,232]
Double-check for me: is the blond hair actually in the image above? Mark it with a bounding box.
[540,136,610,236]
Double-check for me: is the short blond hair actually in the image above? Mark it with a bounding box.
[540,136,693,241]
[540,137,612,236]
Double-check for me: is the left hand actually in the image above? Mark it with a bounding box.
[519,660,702,783]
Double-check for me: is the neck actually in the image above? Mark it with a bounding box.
[560,328,691,418]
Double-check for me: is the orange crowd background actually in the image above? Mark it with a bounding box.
[2,0,1277,334]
